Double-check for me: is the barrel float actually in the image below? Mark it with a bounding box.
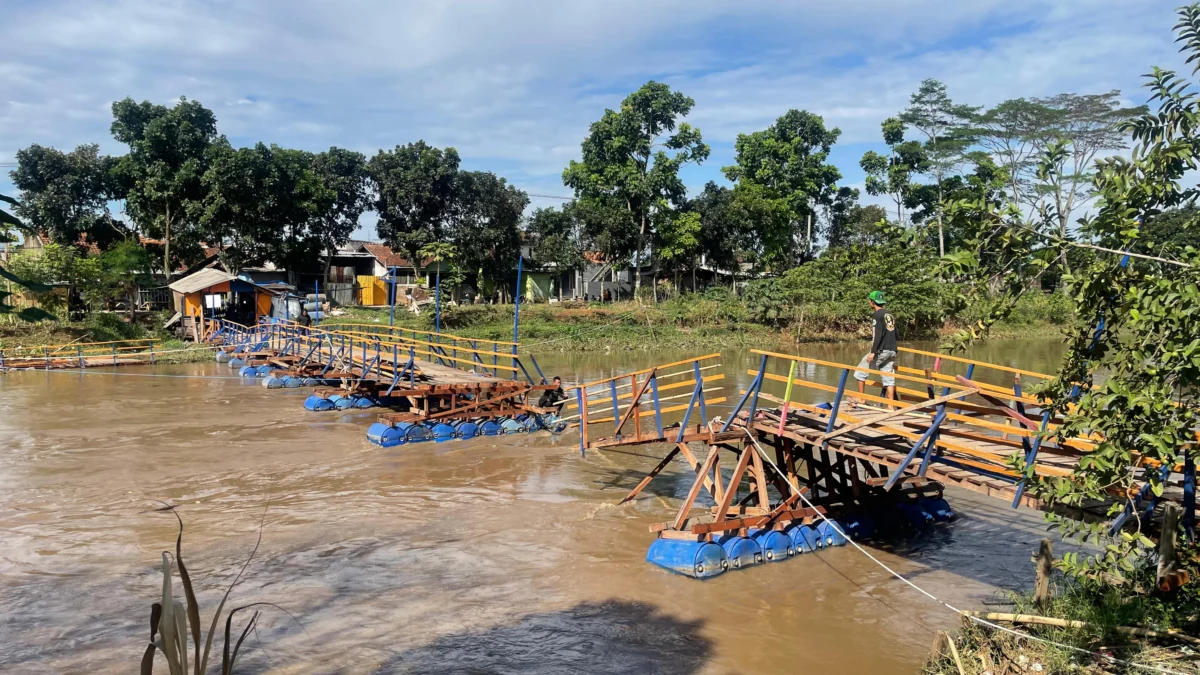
[261,375,285,389]
[367,422,407,447]
[500,418,525,434]
[788,524,822,554]
[239,365,258,378]
[918,497,954,522]
[406,424,434,443]
[646,538,728,579]
[456,421,479,439]
[837,514,875,541]
[302,377,322,387]
[815,520,848,547]
[330,395,355,410]
[283,376,303,388]
[717,534,763,570]
[897,501,934,529]
[228,357,245,368]
[215,351,232,363]
[304,395,335,412]
[542,414,569,433]
[353,396,376,409]
[480,420,503,436]
[431,422,457,442]
[520,415,541,432]
[255,365,274,377]
[749,528,792,562]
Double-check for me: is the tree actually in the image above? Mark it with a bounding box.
[860,118,929,227]
[899,79,978,256]
[10,143,126,248]
[110,97,221,275]
[826,193,891,250]
[199,143,333,280]
[312,147,369,280]
[656,210,701,290]
[688,182,751,282]
[368,141,461,284]
[723,110,842,267]
[971,98,1058,205]
[1017,6,1200,589]
[449,171,527,291]
[563,81,709,294]
[527,205,585,275]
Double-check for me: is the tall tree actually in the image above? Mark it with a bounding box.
[110,97,221,275]
[899,79,978,257]
[860,117,928,227]
[656,210,702,290]
[723,109,842,267]
[199,143,332,280]
[10,143,125,248]
[449,170,527,290]
[312,147,369,280]
[563,81,709,293]
[688,182,750,280]
[971,98,1058,205]
[527,205,585,275]
[367,141,460,283]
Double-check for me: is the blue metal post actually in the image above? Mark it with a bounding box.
[822,369,850,439]
[1185,455,1195,541]
[576,388,587,457]
[529,354,547,384]
[389,266,397,327]
[313,280,320,327]
[609,379,621,440]
[676,363,707,443]
[512,255,523,377]
[720,355,768,433]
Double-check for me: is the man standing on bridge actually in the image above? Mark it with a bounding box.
[855,290,897,403]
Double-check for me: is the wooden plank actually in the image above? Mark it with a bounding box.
[673,446,720,531]
[818,388,977,442]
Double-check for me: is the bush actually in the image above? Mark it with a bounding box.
[85,312,146,342]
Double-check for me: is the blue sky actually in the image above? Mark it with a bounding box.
[0,0,1189,240]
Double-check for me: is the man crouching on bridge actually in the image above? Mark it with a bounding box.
[854,290,897,404]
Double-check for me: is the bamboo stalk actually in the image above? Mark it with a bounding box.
[961,611,1200,646]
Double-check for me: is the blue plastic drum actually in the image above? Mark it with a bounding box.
[788,524,822,554]
[918,497,954,522]
[366,422,407,447]
[815,519,848,547]
[304,395,334,412]
[500,418,525,434]
[717,534,763,570]
[255,365,274,377]
[283,376,302,388]
[239,365,257,378]
[480,420,503,436]
[215,351,232,363]
[749,528,793,562]
[330,395,354,410]
[432,423,457,442]
[261,376,284,389]
[646,538,728,579]
[456,421,479,439]
[353,396,375,409]
[897,501,934,529]
[228,358,245,369]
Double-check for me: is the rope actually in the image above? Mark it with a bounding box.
[735,427,1189,675]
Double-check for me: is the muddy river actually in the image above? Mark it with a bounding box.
[1,339,1072,673]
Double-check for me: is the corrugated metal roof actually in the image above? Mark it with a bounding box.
[168,267,236,294]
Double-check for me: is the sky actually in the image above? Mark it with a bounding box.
[0,0,1190,241]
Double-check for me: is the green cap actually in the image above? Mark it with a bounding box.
[868,290,886,305]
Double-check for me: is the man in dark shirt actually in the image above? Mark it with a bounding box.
[298,308,312,328]
[855,290,898,402]
[538,376,567,409]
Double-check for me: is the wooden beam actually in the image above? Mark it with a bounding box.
[672,446,720,531]
[618,446,681,504]
[818,388,977,442]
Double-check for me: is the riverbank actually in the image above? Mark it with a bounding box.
[324,294,1070,352]
[0,313,214,364]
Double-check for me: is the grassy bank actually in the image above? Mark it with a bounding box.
[926,576,1200,675]
[324,291,1072,352]
[0,312,215,364]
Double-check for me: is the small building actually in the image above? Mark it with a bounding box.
[168,268,283,340]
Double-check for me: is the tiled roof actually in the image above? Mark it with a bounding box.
[361,242,414,268]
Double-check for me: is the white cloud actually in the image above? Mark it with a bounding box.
[0,0,1189,220]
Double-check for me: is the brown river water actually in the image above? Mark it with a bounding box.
[0,339,1073,674]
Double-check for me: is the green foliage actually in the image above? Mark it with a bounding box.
[723,109,842,267]
[450,171,527,289]
[368,141,461,280]
[563,80,709,290]
[110,96,221,273]
[10,143,126,248]
[861,117,929,227]
[1012,6,1200,594]
[527,205,585,272]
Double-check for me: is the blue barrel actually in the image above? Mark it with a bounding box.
[815,520,848,547]
[255,365,274,377]
[897,501,934,529]
[406,424,434,443]
[542,414,569,433]
[837,514,875,541]
[283,376,302,388]
[353,396,376,409]
[788,524,822,554]
[302,377,321,387]
[500,418,525,434]
[216,351,232,363]
[228,357,245,368]
[646,538,728,579]
[239,365,258,378]
[749,528,792,562]
[480,420,503,436]
[304,395,335,412]
[262,376,284,389]
[457,421,479,439]
[330,395,355,410]
[367,422,407,447]
[432,422,457,442]
[919,497,954,523]
[521,415,541,432]
[717,534,763,570]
